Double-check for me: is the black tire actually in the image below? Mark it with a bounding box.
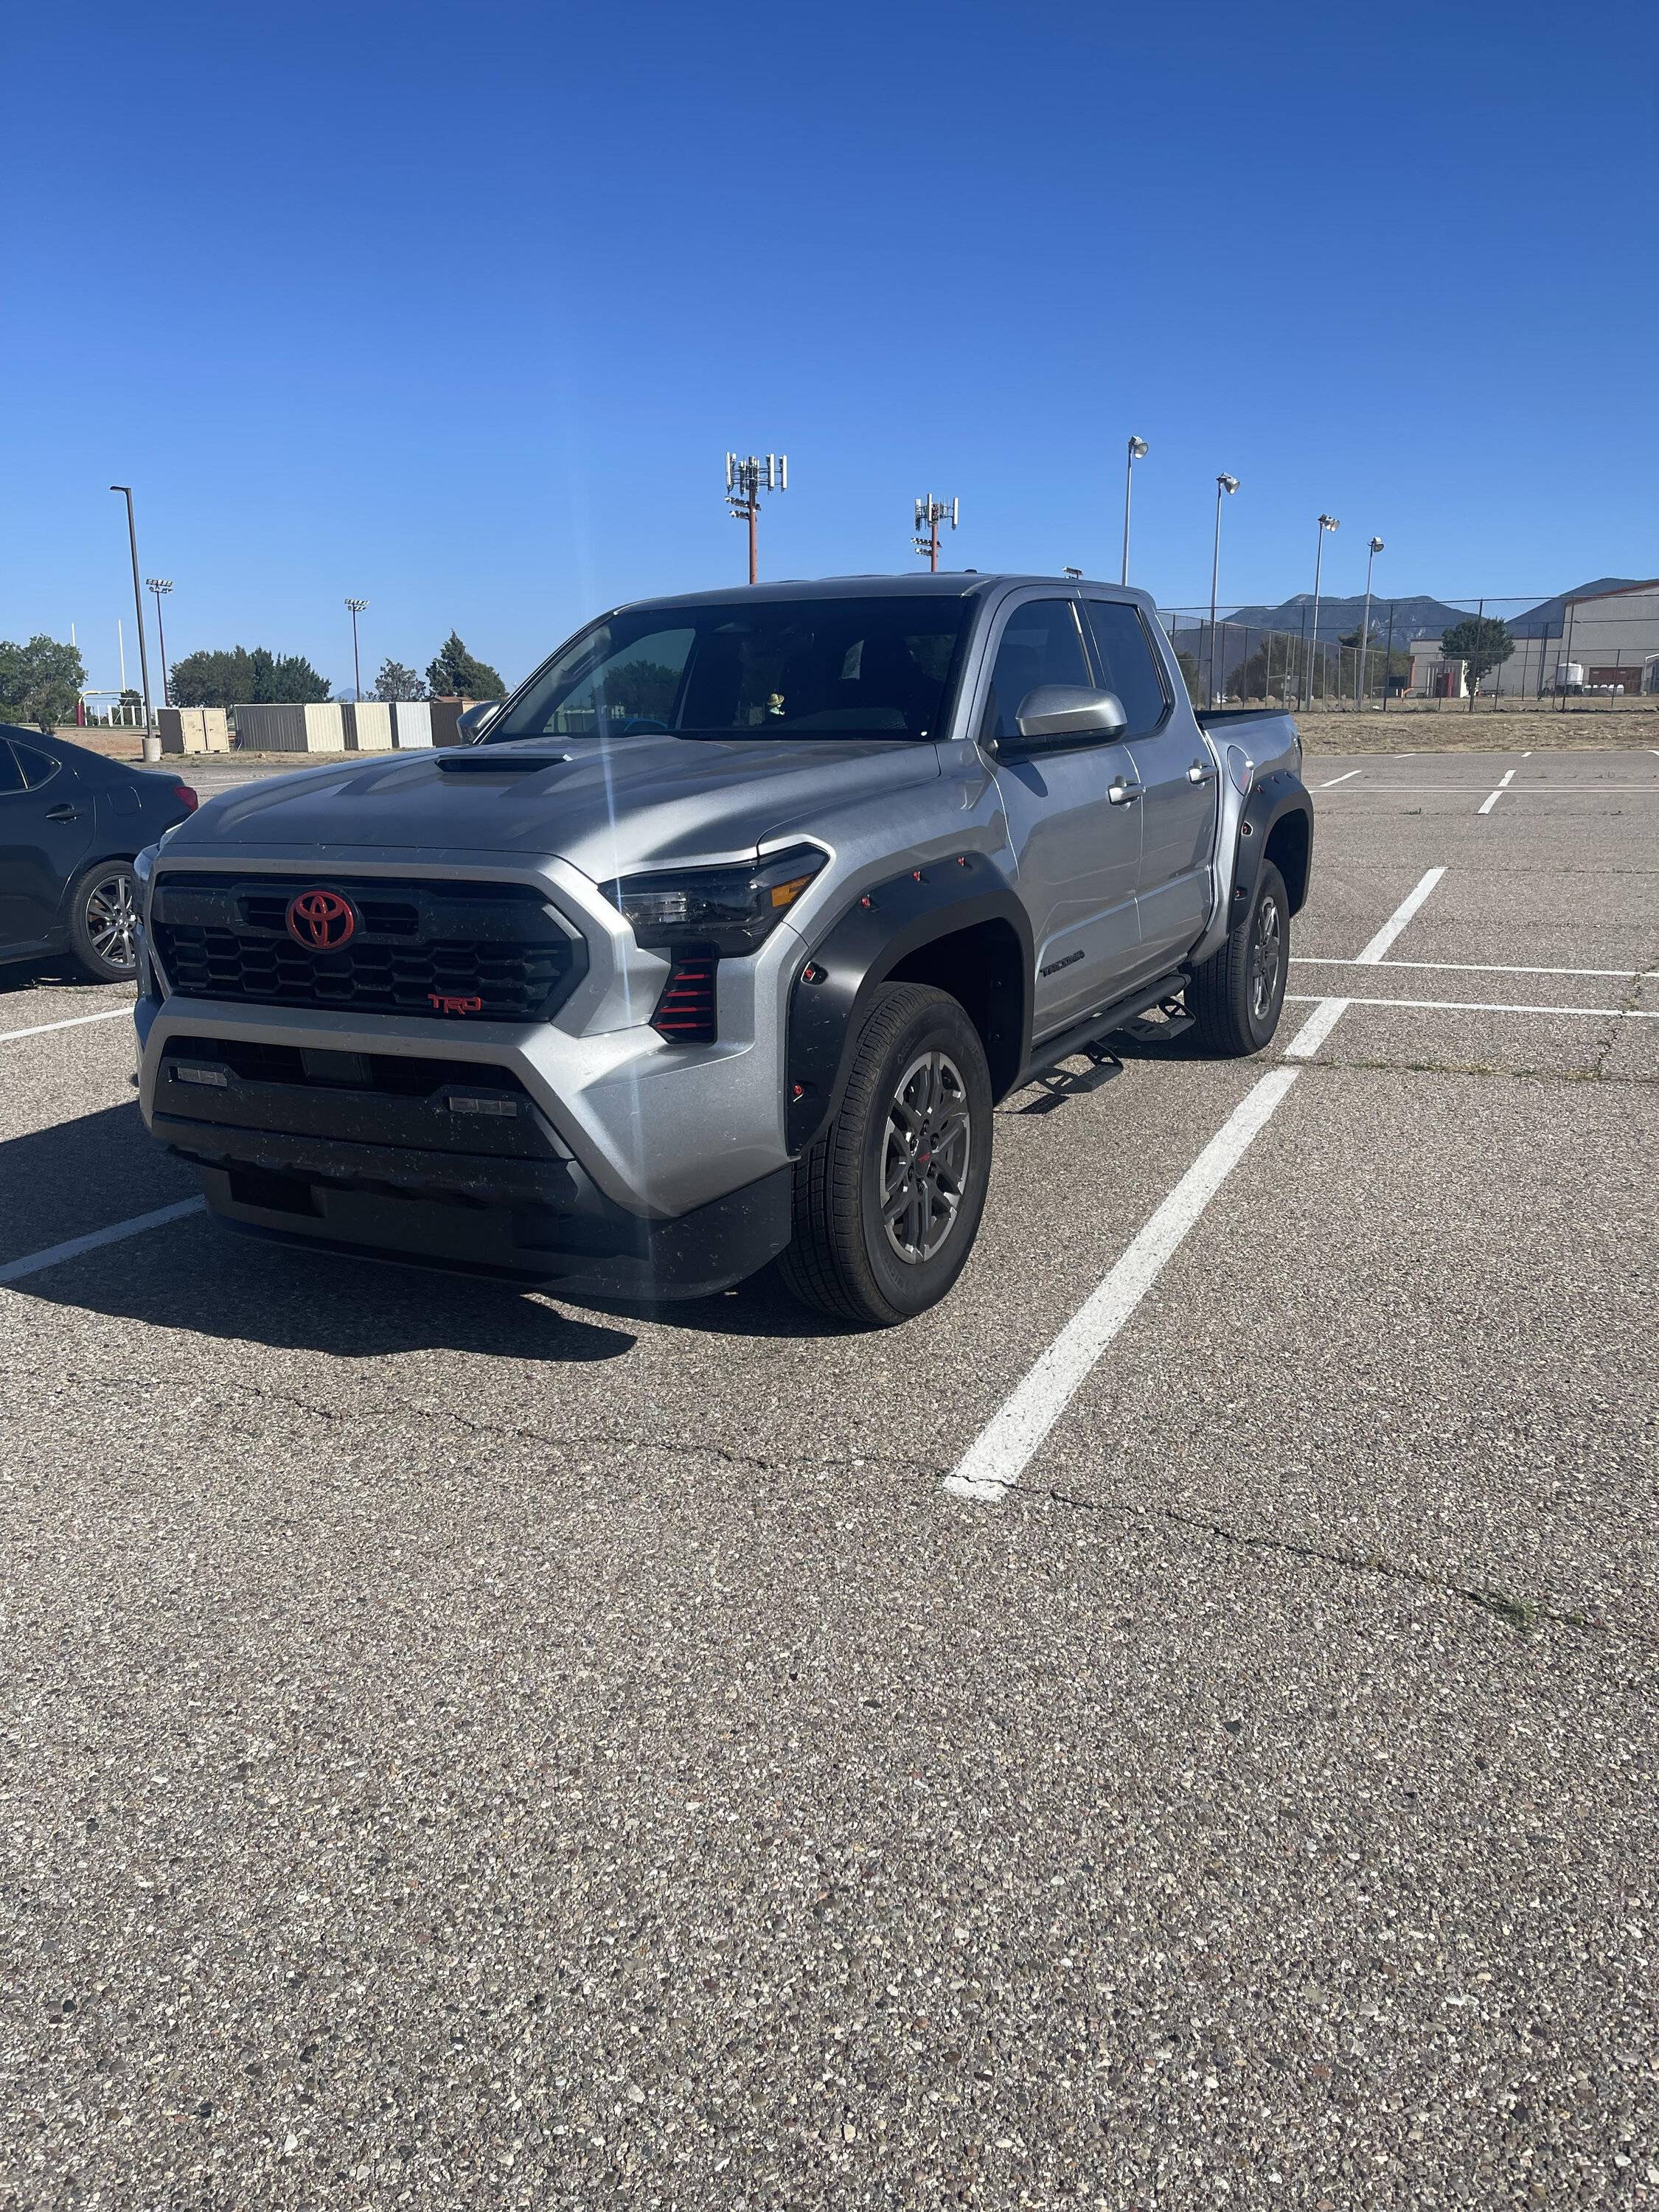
[66,859,139,984]
[1187,858,1290,1057]
[779,982,993,1328]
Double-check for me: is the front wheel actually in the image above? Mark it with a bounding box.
[1186,859,1289,1057]
[779,982,993,1328]
[67,860,139,984]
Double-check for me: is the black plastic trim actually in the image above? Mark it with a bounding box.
[785,853,1032,1151]
[184,1136,794,1301]
[1228,769,1314,919]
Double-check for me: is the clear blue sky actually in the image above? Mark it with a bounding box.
[7,0,1656,697]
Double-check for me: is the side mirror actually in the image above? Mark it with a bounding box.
[457,699,505,744]
[1008,684,1127,749]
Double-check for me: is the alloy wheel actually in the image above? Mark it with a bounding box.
[880,1050,972,1264]
[85,869,138,970]
[1250,893,1281,1021]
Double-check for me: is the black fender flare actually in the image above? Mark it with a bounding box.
[1225,769,1313,925]
[785,851,1032,1152]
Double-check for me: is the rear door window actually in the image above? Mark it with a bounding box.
[0,744,26,796]
[12,743,61,789]
[1082,601,1169,737]
[978,599,1093,743]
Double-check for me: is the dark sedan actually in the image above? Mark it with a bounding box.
[0,726,198,984]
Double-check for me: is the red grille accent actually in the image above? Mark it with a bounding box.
[652,954,717,1043]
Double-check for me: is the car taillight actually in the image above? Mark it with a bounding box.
[651,953,717,1043]
[173,784,199,812]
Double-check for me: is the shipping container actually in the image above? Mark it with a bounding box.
[232,703,308,752]
[343,701,394,751]
[390,700,434,747]
[427,698,464,747]
[303,703,346,751]
[233,703,348,753]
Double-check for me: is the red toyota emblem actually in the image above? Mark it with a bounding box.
[285,888,356,949]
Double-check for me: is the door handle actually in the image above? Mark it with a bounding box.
[1187,762,1217,784]
[44,803,83,822]
[1107,779,1142,805]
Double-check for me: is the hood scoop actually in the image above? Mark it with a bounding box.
[435,750,573,774]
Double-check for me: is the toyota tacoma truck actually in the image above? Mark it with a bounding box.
[133,574,1311,1326]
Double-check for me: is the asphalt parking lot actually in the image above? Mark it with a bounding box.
[2,748,1656,2210]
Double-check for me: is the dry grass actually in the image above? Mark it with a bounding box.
[1293,704,1658,754]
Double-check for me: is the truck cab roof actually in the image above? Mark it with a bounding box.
[617,572,1153,612]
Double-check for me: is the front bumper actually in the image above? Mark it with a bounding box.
[150,1085,793,1298]
[134,849,807,1222]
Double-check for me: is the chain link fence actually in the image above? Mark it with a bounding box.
[1152,593,1659,715]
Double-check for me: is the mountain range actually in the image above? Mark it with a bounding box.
[1178,580,1644,647]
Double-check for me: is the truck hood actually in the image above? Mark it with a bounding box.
[176,734,943,880]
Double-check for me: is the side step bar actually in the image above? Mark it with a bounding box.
[1015,970,1188,1090]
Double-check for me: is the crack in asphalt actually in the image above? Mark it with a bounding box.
[43,1366,945,1489]
[33,1369,1652,1657]
[1036,1482,1652,1650]
[1310,1055,1658,1087]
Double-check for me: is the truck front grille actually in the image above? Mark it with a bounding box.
[150,874,585,1023]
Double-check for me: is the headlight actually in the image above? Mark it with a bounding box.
[133,841,159,887]
[601,845,826,955]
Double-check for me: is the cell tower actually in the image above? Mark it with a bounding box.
[726,453,787,585]
[913,495,959,573]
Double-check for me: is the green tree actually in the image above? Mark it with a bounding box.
[602,658,681,723]
[1440,615,1514,697]
[1234,633,1308,702]
[170,646,331,707]
[0,634,86,729]
[372,658,426,702]
[1174,649,1203,706]
[426,631,505,698]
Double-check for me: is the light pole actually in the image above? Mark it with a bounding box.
[725,453,787,585]
[913,495,959,572]
[1208,474,1239,703]
[345,598,369,701]
[1310,514,1340,707]
[1121,437,1148,585]
[1357,537,1384,706]
[145,580,174,707]
[111,487,155,750]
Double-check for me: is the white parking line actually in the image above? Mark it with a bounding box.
[1478,769,1516,816]
[1293,956,1659,980]
[1320,784,1659,795]
[1282,997,1350,1058]
[944,987,1356,1504]
[1285,992,1659,1020]
[1320,769,1363,787]
[0,1007,130,1046]
[945,1063,1302,1503]
[0,1197,206,1287]
[1354,867,1446,964]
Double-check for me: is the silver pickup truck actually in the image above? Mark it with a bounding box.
[134,574,1311,1326]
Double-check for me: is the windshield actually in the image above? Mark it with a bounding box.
[489,595,974,744]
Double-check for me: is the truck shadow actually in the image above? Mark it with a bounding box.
[13,1228,639,1363]
[3,1107,635,1364]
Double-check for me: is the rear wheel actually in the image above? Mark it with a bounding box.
[1187,858,1289,1057]
[67,860,139,984]
[780,982,993,1327]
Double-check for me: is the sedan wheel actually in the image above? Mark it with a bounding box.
[69,863,141,983]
